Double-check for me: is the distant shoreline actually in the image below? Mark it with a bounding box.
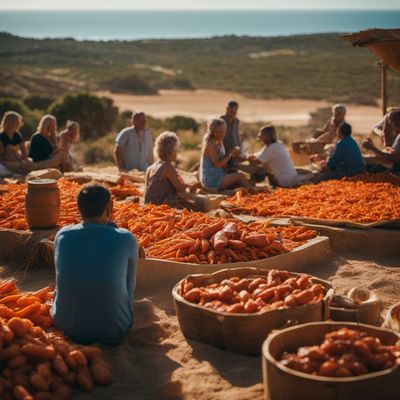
[0,9,399,41]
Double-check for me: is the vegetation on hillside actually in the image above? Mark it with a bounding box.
[1,32,399,105]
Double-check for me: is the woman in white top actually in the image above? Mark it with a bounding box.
[250,125,310,188]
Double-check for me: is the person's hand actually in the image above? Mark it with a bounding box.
[230,147,241,157]
[362,138,376,151]
[189,181,202,192]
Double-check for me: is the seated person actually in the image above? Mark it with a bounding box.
[363,110,400,174]
[200,118,250,191]
[58,120,80,172]
[51,183,138,345]
[317,122,366,181]
[312,104,347,144]
[250,125,310,188]
[145,131,196,207]
[0,111,35,175]
[29,114,69,171]
[372,107,400,148]
[114,111,153,173]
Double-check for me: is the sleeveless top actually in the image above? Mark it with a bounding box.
[144,161,177,207]
[200,142,227,189]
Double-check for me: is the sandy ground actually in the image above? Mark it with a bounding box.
[1,252,400,400]
[97,89,383,134]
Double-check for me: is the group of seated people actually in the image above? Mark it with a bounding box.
[0,112,79,176]
[113,101,400,207]
[2,100,400,200]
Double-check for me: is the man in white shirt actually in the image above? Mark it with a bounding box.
[251,125,310,188]
[114,111,154,172]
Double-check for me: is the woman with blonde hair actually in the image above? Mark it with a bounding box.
[29,114,68,171]
[145,131,194,207]
[0,111,34,175]
[200,118,250,190]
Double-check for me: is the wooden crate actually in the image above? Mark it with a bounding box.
[137,236,331,288]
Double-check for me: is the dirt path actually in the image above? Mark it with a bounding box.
[97,89,382,134]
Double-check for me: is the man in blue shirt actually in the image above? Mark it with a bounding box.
[318,122,365,181]
[51,183,138,345]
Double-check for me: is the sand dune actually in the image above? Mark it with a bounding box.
[97,89,383,134]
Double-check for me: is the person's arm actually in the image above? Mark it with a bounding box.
[114,145,126,172]
[0,143,5,161]
[207,142,236,169]
[164,165,187,193]
[114,131,128,172]
[147,132,154,166]
[363,139,400,163]
[313,119,329,139]
[372,116,385,137]
[18,141,28,161]
[326,143,342,170]
[126,235,138,309]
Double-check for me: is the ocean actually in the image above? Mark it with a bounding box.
[0,10,399,41]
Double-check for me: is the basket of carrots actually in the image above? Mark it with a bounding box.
[262,321,400,400]
[172,267,333,355]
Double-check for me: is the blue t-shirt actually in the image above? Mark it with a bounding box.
[327,136,366,176]
[51,223,138,345]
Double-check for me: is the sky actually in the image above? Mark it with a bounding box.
[0,0,399,10]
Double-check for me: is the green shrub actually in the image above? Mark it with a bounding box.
[23,94,55,111]
[104,73,157,95]
[166,115,199,133]
[0,98,39,139]
[48,93,119,140]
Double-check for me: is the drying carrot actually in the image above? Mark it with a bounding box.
[224,173,400,223]
[0,178,141,231]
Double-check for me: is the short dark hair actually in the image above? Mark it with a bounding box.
[77,183,111,218]
[339,122,352,136]
[259,124,277,142]
[391,110,400,127]
[227,100,239,109]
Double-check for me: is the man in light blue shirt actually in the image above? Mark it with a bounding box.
[51,183,138,345]
[114,111,154,172]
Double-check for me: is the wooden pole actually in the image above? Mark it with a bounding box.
[379,61,388,116]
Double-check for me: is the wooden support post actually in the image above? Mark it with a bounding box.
[379,61,388,116]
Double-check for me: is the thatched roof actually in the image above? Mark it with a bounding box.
[343,29,400,73]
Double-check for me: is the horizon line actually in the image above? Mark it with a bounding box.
[1,8,400,11]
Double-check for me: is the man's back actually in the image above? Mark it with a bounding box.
[327,136,365,176]
[52,223,138,344]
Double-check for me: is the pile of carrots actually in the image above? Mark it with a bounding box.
[0,178,141,231]
[180,269,327,313]
[108,178,142,198]
[0,278,112,399]
[114,205,317,264]
[0,179,81,231]
[280,327,400,377]
[225,174,400,223]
